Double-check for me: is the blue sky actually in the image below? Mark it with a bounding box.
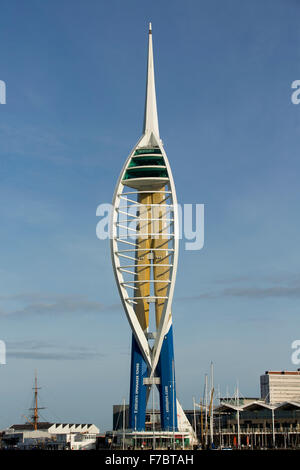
[0,0,300,431]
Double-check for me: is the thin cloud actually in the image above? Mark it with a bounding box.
[7,351,104,361]
[6,339,105,361]
[6,340,56,350]
[0,123,72,165]
[177,275,300,301]
[0,292,120,316]
[222,285,300,299]
[213,273,300,286]
[14,299,104,315]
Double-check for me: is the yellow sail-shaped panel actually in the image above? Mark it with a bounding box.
[134,193,151,331]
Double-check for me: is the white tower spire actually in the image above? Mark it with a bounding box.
[143,22,160,139]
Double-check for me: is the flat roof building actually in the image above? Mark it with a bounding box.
[261,370,300,404]
[2,423,99,450]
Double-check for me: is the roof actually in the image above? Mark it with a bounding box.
[264,370,300,375]
[220,397,259,401]
[9,422,98,432]
[10,422,53,431]
[215,400,300,413]
[274,401,300,411]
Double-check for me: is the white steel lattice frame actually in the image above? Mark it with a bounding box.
[110,135,179,380]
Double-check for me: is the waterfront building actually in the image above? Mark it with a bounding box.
[261,370,300,403]
[2,422,99,450]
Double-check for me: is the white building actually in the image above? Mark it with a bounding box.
[261,370,300,403]
[49,423,99,450]
[4,422,99,450]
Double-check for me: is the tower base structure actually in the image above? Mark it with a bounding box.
[129,325,178,432]
[113,429,196,450]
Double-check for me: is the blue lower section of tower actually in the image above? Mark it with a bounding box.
[157,326,178,431]
[129,327,178,431]
[129,334,148,431]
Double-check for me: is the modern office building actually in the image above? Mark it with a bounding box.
[261,370,300,403]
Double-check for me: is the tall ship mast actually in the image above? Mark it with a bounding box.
[23,371,45,430]
[111,23,188,433]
